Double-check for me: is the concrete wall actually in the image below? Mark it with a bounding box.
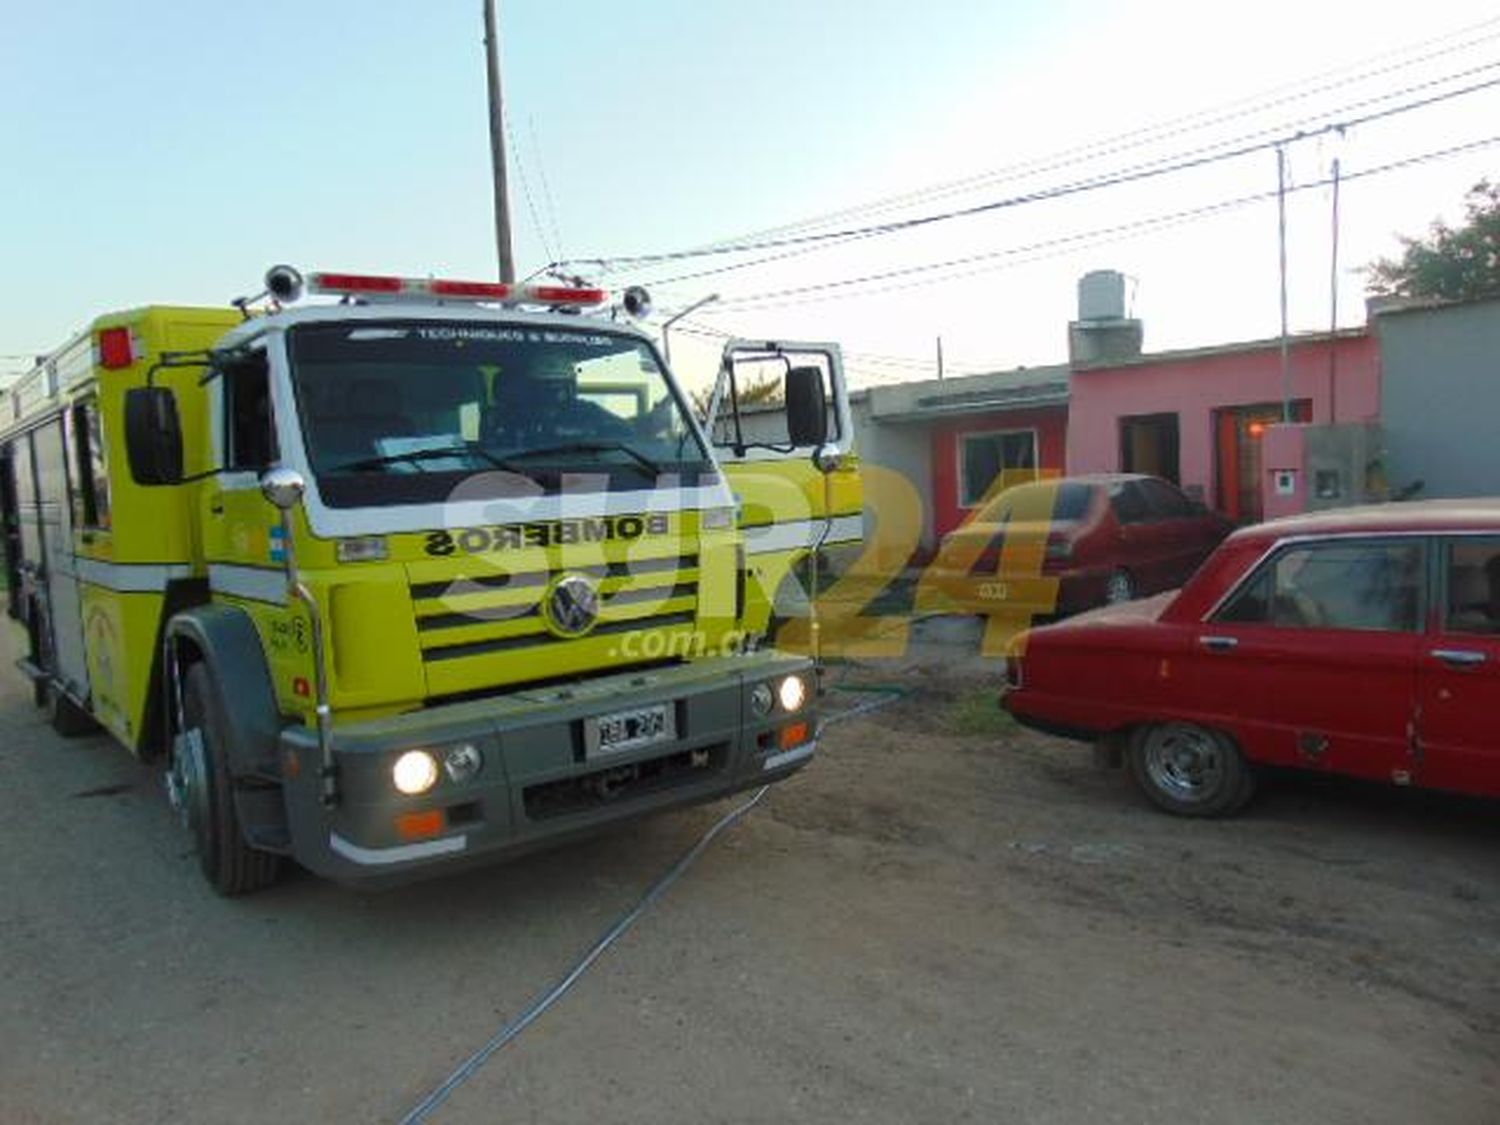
[849,393,934,559]
[1377,297,1500,499]
[1067,333,1379,507]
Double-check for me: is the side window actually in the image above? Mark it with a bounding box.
[68,398,111,530]
[223,351,278,472]
[1443,540,1500,635]
[1215,539,1424,632]
[1109,482,1149,524]
[1140,479,1192,519]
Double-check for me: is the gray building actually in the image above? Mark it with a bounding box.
[1374,294,1500,500]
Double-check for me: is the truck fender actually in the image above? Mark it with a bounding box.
[165,605,291,853]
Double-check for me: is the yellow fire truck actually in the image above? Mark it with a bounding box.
[0,267,859,893]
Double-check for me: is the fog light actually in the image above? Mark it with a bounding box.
[443,742,483,783]
[777,674,807,713]
[750,683,774,716]
[392,750,439,795]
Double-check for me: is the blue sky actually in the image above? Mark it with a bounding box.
[3,2,1498,390]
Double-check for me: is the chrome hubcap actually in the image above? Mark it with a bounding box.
[166,728,210,842]
[1107,572,1134,604]
[1142,725,1223,801]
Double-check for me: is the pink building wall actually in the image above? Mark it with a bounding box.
[1066,333,1379,508]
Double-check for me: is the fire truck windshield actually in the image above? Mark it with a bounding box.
[286,320,713,507]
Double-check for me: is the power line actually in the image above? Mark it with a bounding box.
[555,73,1500,272]
[686,19,1500,249]
[634,57,1500,291]
[688,132,1500,314]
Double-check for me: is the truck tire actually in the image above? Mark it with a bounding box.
[176,664,282,895]
[1127,722,1255,818]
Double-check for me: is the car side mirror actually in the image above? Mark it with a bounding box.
[123,387,184,485]
[784,365,828,449]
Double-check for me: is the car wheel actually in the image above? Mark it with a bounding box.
[170,664,281,896]
[1105,568,1136,605]
[1128,722,1255,817]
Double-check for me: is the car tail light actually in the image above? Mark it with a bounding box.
[1044,534,1074,561]
[1004,654,1023,690]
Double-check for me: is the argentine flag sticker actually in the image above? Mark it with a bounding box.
[269,525,288,564]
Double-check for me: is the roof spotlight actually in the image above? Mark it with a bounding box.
[265,264,305,304]
[622,285,652,320]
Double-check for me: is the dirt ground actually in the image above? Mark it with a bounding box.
[2,624,1498,1123]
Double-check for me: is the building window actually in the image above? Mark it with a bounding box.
[960,429,1037,507]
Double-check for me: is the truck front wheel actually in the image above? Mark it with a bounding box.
[173,664,282,896]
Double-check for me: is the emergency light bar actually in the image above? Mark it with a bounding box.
[304,271,608,308]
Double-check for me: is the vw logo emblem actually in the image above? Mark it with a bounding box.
[545,574,600,637]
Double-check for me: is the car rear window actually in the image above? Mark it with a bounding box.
[980,481,1093,523]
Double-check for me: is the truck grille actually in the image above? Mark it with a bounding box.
[409,553,700,664]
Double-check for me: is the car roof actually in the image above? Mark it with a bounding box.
[1230,499,1500,543]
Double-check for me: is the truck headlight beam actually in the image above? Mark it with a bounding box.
[393,750,440,796]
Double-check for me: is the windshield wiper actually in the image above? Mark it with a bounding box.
[333,444,518,474]
[496,440,666,477]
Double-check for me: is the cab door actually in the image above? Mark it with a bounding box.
[705,341,861,640]
[1415,537,1500,797]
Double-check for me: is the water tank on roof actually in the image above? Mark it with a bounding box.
[1078,270,1127,321]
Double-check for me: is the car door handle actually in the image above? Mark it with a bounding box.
[1199,635,1239,652]
[1432,648,1487,668]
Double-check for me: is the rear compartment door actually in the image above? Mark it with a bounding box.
[32,418,90,697]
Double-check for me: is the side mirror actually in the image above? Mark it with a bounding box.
[123,387,184,485]
[260,466,307,511]
[784,365,828,449]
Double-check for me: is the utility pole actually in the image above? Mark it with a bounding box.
[936,336,945,380]
[483,0,517,283]
[1276,145,1291,423]
[1328,156,1342,424]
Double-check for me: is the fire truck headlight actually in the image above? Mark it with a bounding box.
[392,750,440,795]
[750,683,774,717]
[443,743,484,784]
[777,674,808,714]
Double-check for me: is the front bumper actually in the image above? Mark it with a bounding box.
[277,650,817,885]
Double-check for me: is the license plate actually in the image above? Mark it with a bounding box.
[586,703,675,757]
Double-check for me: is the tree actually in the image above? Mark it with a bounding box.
[1367,180,1500,302]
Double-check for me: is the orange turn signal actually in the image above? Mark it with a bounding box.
[779,722,810,750]
[395,809,445,841]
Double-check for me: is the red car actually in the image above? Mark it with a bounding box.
[1002,500,1500,814]
[926,474,1233,617]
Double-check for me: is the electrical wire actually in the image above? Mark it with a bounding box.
[553,68,1500,273]
[685,21,1500,249]
[396,686,908,1124]
[691,132,1500,313]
